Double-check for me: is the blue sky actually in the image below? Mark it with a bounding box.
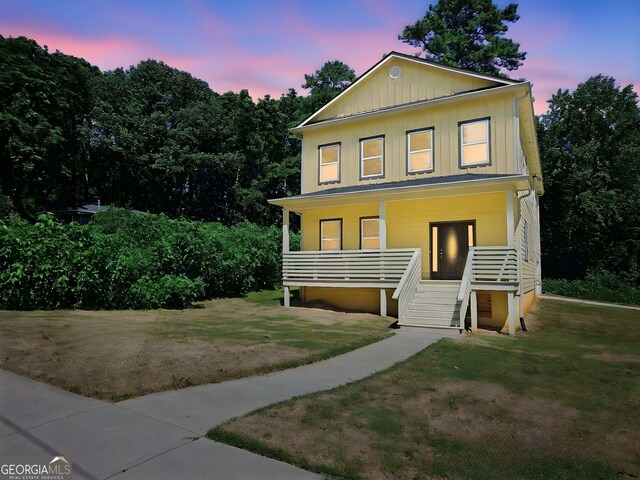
[1,0,638,113]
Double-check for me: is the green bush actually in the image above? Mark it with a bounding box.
[0,209,294,310]
[543,271,640,306]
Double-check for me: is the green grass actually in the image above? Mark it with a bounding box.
[0,289,392,401]
[208,299,640,480]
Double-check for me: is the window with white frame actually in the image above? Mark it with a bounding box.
[360,136,384,178]
[320,219,342,250]
[318,143,340,184]
[407,128,434,173]
[360,217,380,249]
[460,118,490,167]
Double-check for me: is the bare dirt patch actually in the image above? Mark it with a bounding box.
[0,294,389,401]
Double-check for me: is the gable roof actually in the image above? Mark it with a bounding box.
[296,51,523,129]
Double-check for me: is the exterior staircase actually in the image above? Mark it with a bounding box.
[400,280,464,331]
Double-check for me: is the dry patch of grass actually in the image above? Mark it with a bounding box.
[0,291,391,401]
[210,299,640,479]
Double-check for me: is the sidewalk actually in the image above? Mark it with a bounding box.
[1,331,448,479]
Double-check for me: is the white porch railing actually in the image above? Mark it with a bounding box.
[471,246,519,286]
[391,249,422,321]
[457,246,519,329]
[282,249,419,289]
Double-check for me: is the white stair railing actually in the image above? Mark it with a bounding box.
[391,249,422,322]
[457,248,475,328]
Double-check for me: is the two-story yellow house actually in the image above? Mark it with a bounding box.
[270,52,543,334]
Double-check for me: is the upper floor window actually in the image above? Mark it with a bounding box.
[407,128,434,173]
[460,118,490,167]
[360,136,384,179]
[318,143,340,184]
[320,219,342,250]
[360,217,380,249]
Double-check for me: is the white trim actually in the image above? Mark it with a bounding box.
[282,209,290,253]
[460,119,490,167]
[295,52,518,129]
[360,217,381,250]
[360,136,384,178]
[379,202,387,250]
[292,82,528,134]
[269,174,531,206]
[513,97,519,174]
[319,144,340,184]
[320,219,342,251]
[507,192,515,248]
[407,129,434,173]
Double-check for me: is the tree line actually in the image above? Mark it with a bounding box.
[0,35,355,225]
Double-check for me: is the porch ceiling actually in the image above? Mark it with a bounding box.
[269,174,531,213]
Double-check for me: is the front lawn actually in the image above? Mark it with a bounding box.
[209,299,640,480]
[0,290,391,401]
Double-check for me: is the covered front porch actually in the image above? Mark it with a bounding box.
[271,174,531,334]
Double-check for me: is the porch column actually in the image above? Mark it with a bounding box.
[283,208,290,308]
[379,201,387,316]
[470,291,478,333]
[508,292,516,335]
[535,193,543,295]
[379,201,387,249]
[506,192,515,247]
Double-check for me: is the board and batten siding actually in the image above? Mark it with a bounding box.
[316,57,497,121]
[301,92,518,194]
[519,191,538,294]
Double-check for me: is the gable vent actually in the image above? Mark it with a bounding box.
[389,66,402,79]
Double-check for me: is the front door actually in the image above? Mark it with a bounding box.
[430,221,475,280]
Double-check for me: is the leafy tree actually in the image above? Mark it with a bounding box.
[0,35,99,216]
[301,60,356,115]
[89,60,220,216]
[399,0,526,76]
[0,36,307,226]
[538,75,640,283]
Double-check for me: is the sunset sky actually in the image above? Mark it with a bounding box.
[1,0,638,114]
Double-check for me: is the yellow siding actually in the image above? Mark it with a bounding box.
[302,92,517,194]
[386,192,507,277]
[304,287,398,316]
[523,289,536,316]
[301,203,379,251]
[317,57,498,121]
[299,192,510,326]
[301,192,506,272]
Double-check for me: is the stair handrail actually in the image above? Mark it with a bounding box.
[391,249,421,320]
[457,247,475,327]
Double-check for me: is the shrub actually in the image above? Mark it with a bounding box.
[543,270,640,306]
[0,209,292,310]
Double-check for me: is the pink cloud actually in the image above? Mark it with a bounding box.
[0,23,199,72]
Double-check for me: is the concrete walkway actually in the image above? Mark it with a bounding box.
[539,294,640,311]
[0,331,448,479]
